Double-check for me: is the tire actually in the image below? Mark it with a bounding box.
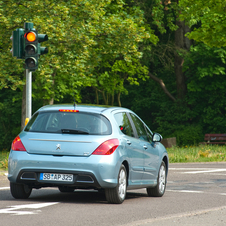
[10,182,32,199]
[147,161,166,197]
[58,186,75,193]
[105,164,127,204]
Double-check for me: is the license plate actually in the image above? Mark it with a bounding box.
[40,173,73,182]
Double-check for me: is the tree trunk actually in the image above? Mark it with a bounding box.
[49,98,54,105]
[102,91,107,105]
[117,92,121,107]
[174,19,191,100]
[111,91,114,106]
[95,88,99,104]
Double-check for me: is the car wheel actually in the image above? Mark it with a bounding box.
[10,182,32,199]
[105,164,127,204]
[58,186,75,193]
[147,161,166,197]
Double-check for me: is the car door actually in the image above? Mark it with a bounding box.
[114,112,144,184]
[129,113,160,183]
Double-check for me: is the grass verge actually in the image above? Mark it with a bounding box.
[1,145,226,170]
[167,144,226,163]
[0,151,9,171]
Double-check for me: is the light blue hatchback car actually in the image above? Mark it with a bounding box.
[8,104,168,204]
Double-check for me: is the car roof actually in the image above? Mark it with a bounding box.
[38,104,129,114]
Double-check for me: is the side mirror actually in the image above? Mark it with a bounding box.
[152,133,162,142]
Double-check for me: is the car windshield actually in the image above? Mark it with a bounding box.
[24,111,112,135]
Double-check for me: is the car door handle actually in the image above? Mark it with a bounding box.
[127,140,131,145]
[143,145,148,150]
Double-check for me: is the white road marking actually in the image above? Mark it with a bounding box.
[169,168,211,171]
[0,187,10,190]
[0,202,58,215]
[167,189,226,196]
[169,167,226,174]
[167,189,204,194]
[183,169,226,174]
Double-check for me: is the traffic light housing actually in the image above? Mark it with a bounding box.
[11,23,48,71]
[11,28,25,59]
[38,34,48,55]
[24,29,39,71]
[24,22,48,71]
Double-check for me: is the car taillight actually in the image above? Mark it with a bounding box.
[11,136,26,151]
[92,139,119,155]
[59,109,79,112]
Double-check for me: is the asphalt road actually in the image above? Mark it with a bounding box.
[1,162,226,226]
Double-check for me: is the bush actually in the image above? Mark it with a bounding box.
[173,125,203,146]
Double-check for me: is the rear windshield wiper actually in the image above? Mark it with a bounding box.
[61,129,89,134]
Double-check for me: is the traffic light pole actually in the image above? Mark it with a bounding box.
[26,69,32,119]
[11,22,48,125]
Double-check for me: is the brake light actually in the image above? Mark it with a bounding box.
[11,136,26,151]
[59,109,79,112]
[92,139,119,155]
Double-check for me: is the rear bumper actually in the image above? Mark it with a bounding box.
[14,169,102,189]
[8,150,120,189]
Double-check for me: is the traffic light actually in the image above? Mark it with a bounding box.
[11,28,25,59]
[11,23,48,71]
[24,22,48,71]
[24,29,39,71]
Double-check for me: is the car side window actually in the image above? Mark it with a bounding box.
[129,113,150,142]
[114,112,135,137]
[146,127,153,142]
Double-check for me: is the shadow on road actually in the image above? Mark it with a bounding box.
[0,187,149,204]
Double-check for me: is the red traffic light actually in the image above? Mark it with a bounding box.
[25,32,36,42]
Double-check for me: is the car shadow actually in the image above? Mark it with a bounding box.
[0,187,149,204]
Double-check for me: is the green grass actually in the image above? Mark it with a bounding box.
[167,144,226,163]
[1,145,226,170]
[0,151,9,170]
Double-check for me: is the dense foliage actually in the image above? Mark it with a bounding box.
[0,0,226,150]
[179,0,226,47]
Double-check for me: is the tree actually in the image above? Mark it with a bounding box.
[126,0,192,101]
[179,0,226,47]
[184,43,226,132]
[0,0,154,104]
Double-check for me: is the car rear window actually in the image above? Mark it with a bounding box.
[24,111,112,135]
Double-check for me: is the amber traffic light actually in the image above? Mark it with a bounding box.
[24,30,38,71]
[11,22,48,71]
[25,32,36,42]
